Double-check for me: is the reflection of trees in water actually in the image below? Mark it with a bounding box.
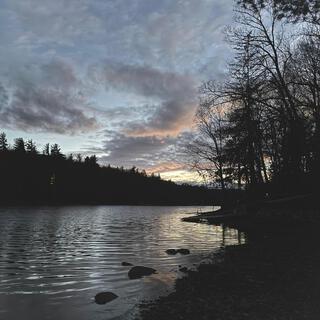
[221,225,246,247]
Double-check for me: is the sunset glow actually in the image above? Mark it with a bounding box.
[0,0,233,183]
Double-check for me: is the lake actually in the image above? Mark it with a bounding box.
[0,206,245,320]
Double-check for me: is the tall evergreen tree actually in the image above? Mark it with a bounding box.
[13,138,26,153]
[50,144,63,158]
[26,140,38,154]
[0,132,8,152]
[43,143,50,155]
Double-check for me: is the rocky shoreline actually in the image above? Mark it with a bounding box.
[182,194,320,230]
[138,230,320,320]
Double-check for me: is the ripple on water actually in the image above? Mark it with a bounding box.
[0,206,245,320]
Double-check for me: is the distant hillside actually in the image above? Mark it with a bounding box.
[0,136,242,206]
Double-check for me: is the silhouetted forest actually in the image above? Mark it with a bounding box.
[0,132,241,206]
[189,0,320,199]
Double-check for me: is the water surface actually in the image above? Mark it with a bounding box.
[0,206,244,320]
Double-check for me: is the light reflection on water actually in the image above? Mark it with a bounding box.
[0,206,245,320]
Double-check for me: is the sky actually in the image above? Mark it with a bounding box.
[0,0,234,183]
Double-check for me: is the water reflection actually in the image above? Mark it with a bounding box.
[0,206,244,320]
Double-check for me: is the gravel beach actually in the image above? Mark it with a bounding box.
[138,230,320,320]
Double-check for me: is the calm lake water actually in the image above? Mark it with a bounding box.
[0,206,245,320]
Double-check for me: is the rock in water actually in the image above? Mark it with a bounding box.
[177,249,190,255]
[121,262,133,266]
[128,266,156,279]
[94,292,118,305]
[166,249,177,255]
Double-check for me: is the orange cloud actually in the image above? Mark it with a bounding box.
[125,104,196,138]
[145,161,202,184]
[146,161,187,174]
[160,170,202,184]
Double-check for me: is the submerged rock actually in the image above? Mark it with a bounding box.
[128,266,156,279]
[121,261,133,266]
[166,248,190,255]
[94,292,118,305]
[177,249,190,255]
[166,249,177,255]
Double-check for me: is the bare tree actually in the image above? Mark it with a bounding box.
[188,97,229,189]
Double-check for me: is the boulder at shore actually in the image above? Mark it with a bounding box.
[179,266,188,273]
[128,266,156,279]
[166,249,177,255]
[94,292,118,305]
[121,261,133,266]
[166,248,190,255]
[177,249,190,255]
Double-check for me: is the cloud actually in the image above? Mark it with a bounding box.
[127,100,196,137]
[0,0,234,182]
[39,60,79,90]
[97,131,173,168]
[1,0,233,137]
[89,62,198,136]
[91,129,202,184]
[86,129,192,172]
[0,60,98,134]
[5,0,104,47]
[0,83,9,109]
[76,129,200,183]
[4,0,233,69]
[1,87,97,135]
[90,62,195,99]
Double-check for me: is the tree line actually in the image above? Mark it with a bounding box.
[0,132,241,205]
[189,0,320,198]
